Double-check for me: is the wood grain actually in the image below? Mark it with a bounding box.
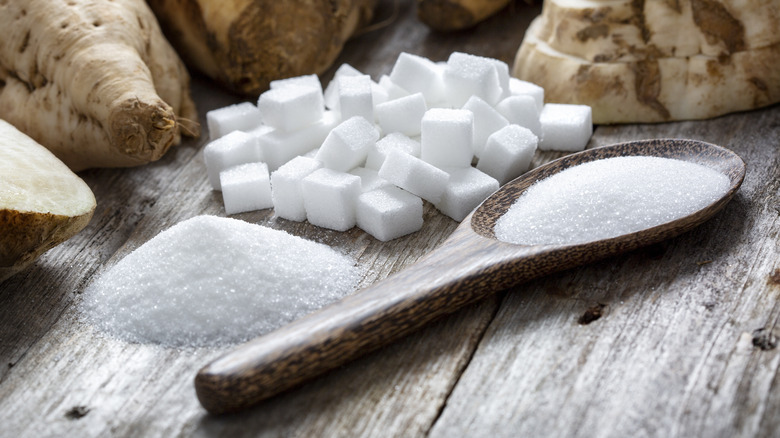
[1,0,779,436]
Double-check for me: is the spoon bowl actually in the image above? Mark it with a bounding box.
[195,138,745,414]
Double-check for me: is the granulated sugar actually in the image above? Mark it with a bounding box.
[80,216,360,348]
[495,156,730,245]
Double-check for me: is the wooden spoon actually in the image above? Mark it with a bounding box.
[195,138,745,414]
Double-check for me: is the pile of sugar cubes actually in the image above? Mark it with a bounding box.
[203,51,593,241]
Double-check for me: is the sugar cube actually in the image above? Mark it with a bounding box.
[436,167,499,222]
[388,52,444,104]
[420,108,474,169]
[245,124,274,144]
[495,95,542,138]
[442,52,504,107]
[206,102,262,139]
[491,58,512,100]
[220,162,273,215]
[338,75,374,122]
[509,78,544,113]
[349,167,392,192]
[375,92,428,137]
[302,168,361,231]
[315,116,380,172]
[462,96,509,158]
[270,74,323,94]
[378,149,449,204]
[271,156,323,221]
[539,104,593,151]
[257,85,324,132]
[477,125,538,185]
[371,81,390,108]
[378,75,411,101]
[203,130,261,190]
[324,64,363,110]
[366,132,421,170]
[258,111,339,171]
[357,186,424,241]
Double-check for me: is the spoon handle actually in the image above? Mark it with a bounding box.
[195,226,543,414]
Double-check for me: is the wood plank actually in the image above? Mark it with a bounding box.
[429,106,780,437]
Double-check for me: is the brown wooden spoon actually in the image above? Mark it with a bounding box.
[195,138,746,414]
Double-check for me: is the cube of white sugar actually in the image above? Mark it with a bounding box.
[246,124,274,144]
[388,52,444,104]
[220,162,273,215]
[539,104,593,151]
[301,168,361,231]
[509,78,544,113]
[443,52,503,107]
[375,93,428,137]
[338,74,374,121]
[258,111,339,171]
[270,74,323,94]
[379,75,411,100]
[315,116,380,172]
[378,149,449,204]
[257,85,324,132]
[206,102,262,139]
[350,167,392,192]
[436,167,499,222]
[271,156,323,221]
[357,186,424,241]
[463,96,509,158]
[366,132,421,170]
[325,73,388,114]
[495,95,542,138]
[371,81,390,109]
[203,130,261,190]
[323,63,362,110]
[477,125,538,185]
[492,59,512,100]
[420,108,474,169]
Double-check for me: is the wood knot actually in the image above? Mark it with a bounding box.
[752,328,778,351]
[578,303,607,325]
[65,406,90,420]
[768,269,780,286]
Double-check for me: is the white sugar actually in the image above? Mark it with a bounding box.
[316,116,380,172]
[389,52,444,104]
[80,216,360,348]
[366,132,421,170]
[220,162,273,215]
[257,85,324,132]
[270,74,323,94]
[443,52,505,107]
[356,186,423,241]
[375,92,428,137]
[338,74,374,121]
[206,102,262,139]
[420,108,474,169]
[463,95,509,158]
[495,156,730,246]
[538,103,592,152]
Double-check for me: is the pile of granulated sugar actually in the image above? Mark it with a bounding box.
[80,215,361,348]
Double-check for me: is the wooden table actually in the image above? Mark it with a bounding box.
[2,1,779,436]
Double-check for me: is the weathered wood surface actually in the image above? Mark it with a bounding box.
[1,1,778,437]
